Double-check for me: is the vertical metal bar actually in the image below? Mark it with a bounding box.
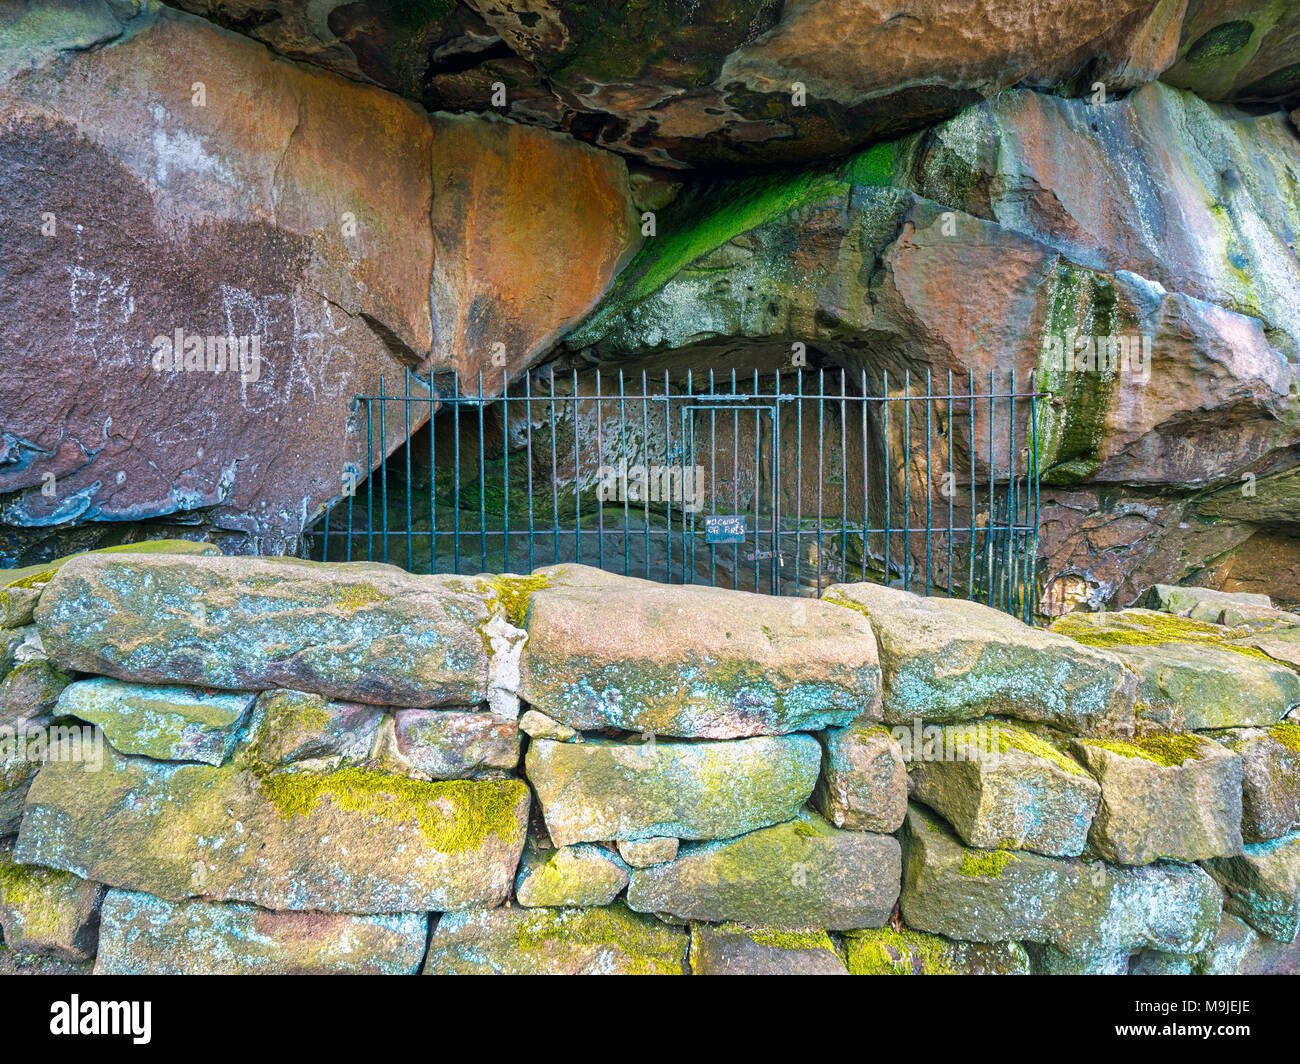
[453,371,461,574]
[816,367,824,597]
[502,367,510,574]
[573,368,581,566]
[753,368,761,593]
[1009,365,1018,618]
[772,368,782,595]
[947,368,954,600]
[1030,370,1041,624]
[379,375,389,565]
[404,370,413,571]
[795,370,804,592]
[687,368,695,584]
[620,369,629,578]
[477,371,487,573]
[709,368,717,589]
[526,372,535,575]
[429,376,436,573]
[924,368,932,597]
[987,369,995,607]
[860,368,868,582]
[550,367,559,565]
[665,369,674,583]
[882,368,890,588]
[840,367,848,588]
[967,369,975,599]
[732,368,739,590]
[642,370,650,578]
[595,368,604,574]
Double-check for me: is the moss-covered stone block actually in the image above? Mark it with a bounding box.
[55,677,255,766]
[526,733,820,845]
[0,842,104,962]
[93,889,427,975]
[1204,832,1300,942]
[423,903,688,975]
[514,843,629,908]
[690,922,848,975]
[812,722,908,833]
[34,553,490,707]
[627,810,901,931]
[15,736,530,913]
[844,926,1030,975]
[1210,723,1300,842]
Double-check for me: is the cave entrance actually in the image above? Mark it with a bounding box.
[303,364,1045,620]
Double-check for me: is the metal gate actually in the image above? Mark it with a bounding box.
[304,366,1045,622]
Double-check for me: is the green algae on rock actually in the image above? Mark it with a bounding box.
[0,842,104,963]
[900,805,1222,964]
[94,889,426,975]
[910,720,1099,857]
[55,678,255,766]
[514,843,629,909]
[627,810,901,931]
[843,926,1030,975]
[526,733,820,846]
[519,564,879,739]
[241,688,384,770]
[1051,608,1300,729]
[811,721,908,833]
[689,921,848,975]
[423,902,688,975]
[34,553,491,707]
[14,738,529,913]
[825,582,1136,734]
[1072,733,1244,865]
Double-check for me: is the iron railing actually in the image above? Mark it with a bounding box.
[304,366,1044,621]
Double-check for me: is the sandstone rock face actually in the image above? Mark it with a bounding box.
[1213,723,1300,842]
[1051,610,1300,729]
[35,554,490,707]
[812,722,908,833]
[514,844,629,909]
[1073,734,1244,865]
[0,842,104,962]
[424,904,688,976]
[1204,832,1300,941]
[909,721,1100,858]
[1146,583,1274,622]
[900,806,1223,964]
[844,927,1031,975]
[526,734,820,846]
[627,811,901,931]
[520,565,879,738]
[689,923,848,975]
[94,890,426,975]
[166,1,1293,169]
[55,678,255,766]
[0,5,638,557]
[15,738,530,913]
[824,583,1134,734]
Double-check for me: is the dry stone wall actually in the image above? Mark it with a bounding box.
[1,548,1299,974]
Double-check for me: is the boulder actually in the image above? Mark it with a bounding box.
[0,656,72,729]
[1146,584,1273,623]
[844,927,1030,975]
[1211,723,1300,842]
[243,689,384,769]
[518,709,577,742]
[1051,610,1300,729]
[1072,733,1244,865]
[811,722,908,833]
[909,721,1099,857]
[0,750,38,837]
[15,737,530,914]
[1194,914,1300,976]
[1204,833,1300,942]
[35,554,490,707]
[424,904,688,976]
[519,564,879,739]
[1231,625,1300,671]
[900,806,1223,963]
[689,923,848,975]
[825,583,1135,734]
[627,811,901,932]
[617,838,680,868]
[392,708,520,780]
[0,843,104,962]
[94,890,426,975]
[514,844,629,909]
[55,678,255,766]
[525,734,820,845]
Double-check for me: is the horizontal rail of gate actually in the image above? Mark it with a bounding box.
[303,366,1046,622]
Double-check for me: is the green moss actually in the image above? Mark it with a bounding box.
[1269,722,1300,755]
[484,573,552,628]
[255,766,523,851]
[326,582,385,613]
[1052,609,1279,663]
[957,849,1019,879]
[718,923,835,952]
[1086,733,1209,767]
[793,820,823,839]
[846,927,958,975]
[1183,20,1256,64]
